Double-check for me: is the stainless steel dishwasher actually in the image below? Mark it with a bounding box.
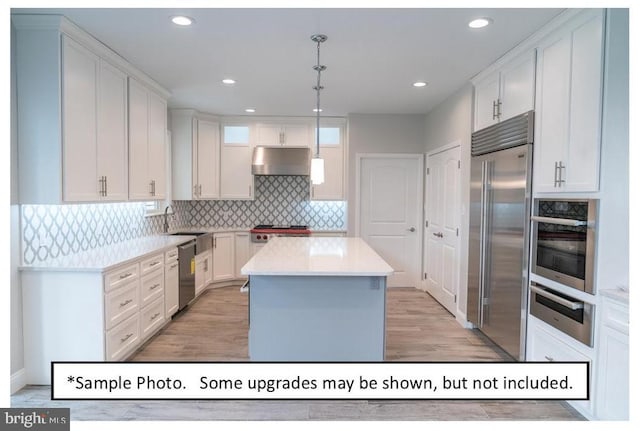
[177,240,196,311]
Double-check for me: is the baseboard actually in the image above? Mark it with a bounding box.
[11,368,27,394]
[456,312,473,329]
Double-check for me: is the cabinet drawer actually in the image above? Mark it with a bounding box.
[529,321,593,415]
[104,280,139,330]
[105,263,139,292]
[141,253,164,275]
[602,297,628,335]
[140,296,165,340]
[105,314,139,361]
[140,269,164,306]
[165,248,178,263]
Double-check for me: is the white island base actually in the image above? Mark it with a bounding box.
[242,237,394,362]
[248,275,386,361]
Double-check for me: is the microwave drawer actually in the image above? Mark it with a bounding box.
[529,283,594,347]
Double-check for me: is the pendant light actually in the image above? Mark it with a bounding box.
[310,34,327,185]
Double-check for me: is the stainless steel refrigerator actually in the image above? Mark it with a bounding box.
[467,110,534,361]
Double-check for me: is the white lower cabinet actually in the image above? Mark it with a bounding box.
[106,313,140,362]
[140,267,164,306]
[213,233,235,282]
[596,296,629,420]
[21,245,178,384]
[234,232,251,279]
[164,249,179,317]
[195,251,212,296]
[104,279,139,329]
[527,316,594,418]
[140,296,166,341]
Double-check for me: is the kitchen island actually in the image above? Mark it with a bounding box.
[241,236,393,361]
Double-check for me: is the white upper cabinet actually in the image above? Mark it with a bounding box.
[473,50,536,131]
[310,123,346,201]
[170,110,220,200]
[97,59,129,201]
[61,36,99,202]
[129,78,167,200]
[256,122,312,147]
[195,119,220,199]
[220,124,254,199]
[533,9,604,193]
[14,15,169,204]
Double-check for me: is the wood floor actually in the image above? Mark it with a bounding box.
[12,286,583,421]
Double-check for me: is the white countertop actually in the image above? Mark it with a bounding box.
[241,237,394,276]
[20,235,196,272]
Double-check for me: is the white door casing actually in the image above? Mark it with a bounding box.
[356,154,423,288]
[424,144,461,315]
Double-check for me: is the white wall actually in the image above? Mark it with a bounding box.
[423,83,473,322]
[346,114,426,236]
[10,21,25,381]
[596,9,628,291]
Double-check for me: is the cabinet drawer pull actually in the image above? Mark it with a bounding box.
[150,283,160,290]
[169,263,178,270]
[119,272,133,280]
[119,299,133,307]
[149,261,160,267]
[544,355,554,362]
[120,333,133,343]
[151,312,161,321]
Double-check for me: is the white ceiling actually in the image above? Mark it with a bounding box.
[13,8,563,116]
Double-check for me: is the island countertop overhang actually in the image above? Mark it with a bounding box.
[241,237,394,277]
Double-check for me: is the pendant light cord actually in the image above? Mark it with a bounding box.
[315,39,321,158]
[311,34,327,158]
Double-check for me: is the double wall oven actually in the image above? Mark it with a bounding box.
[529,199,597,346]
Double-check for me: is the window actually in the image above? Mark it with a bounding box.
[223,125,250,146]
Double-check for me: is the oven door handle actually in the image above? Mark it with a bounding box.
[530,285,584,310]
[531,216,587,227]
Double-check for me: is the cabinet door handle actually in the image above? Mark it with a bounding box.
[194,184,199,197]
[119,272,133,280]
[544,355,554,362]
[492,100,498,120]
[104,176,108,196]
[169,263,178,270]
[150,283,160,290]
[151,312,161,321]
[496,99,502,118]
[149,261,160,267]
[557,161,565,186]
[214,238,217,248]
[248,185,252,196]
[553,162,559,187]
[98,177,104,196]
[120,333,133,343]
[199,184,202,196]
[119,299,133,307]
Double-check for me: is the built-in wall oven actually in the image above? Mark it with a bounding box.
[530,282,594,346]
[531,199,597,294]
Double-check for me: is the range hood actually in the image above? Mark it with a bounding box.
[251,146,311,176]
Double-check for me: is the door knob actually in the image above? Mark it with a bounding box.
[407,227,416,232]
[432,232,443,238]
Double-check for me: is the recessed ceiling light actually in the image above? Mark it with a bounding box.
[222,78,236,85]
[413,81,428,88]
[245,108,256,113]
[171,16,194,26]
[313,108,323,112]
[468,18,492,29]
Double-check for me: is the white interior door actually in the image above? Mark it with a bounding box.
[358,154,423,287]
[424,145,461,314]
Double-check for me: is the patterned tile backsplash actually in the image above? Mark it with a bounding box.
[21,176,346,264]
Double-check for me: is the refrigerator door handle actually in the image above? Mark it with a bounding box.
[478,160,488,327]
